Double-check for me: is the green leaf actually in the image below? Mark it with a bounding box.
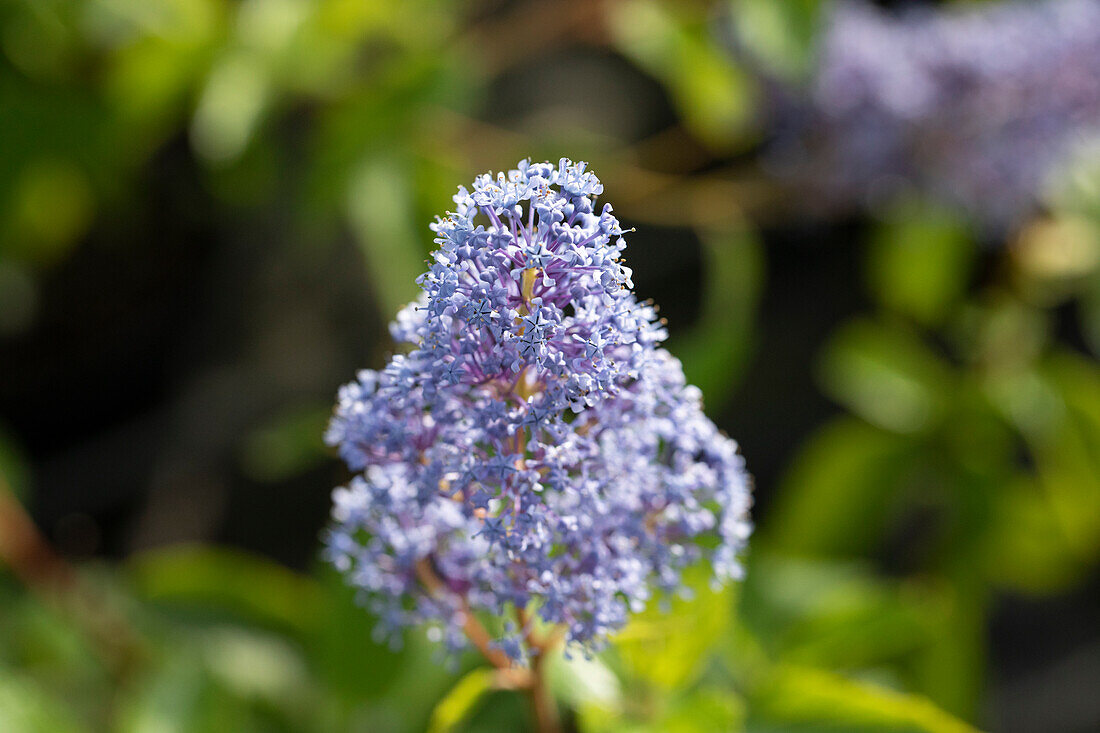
[1081,267,1100,358]
[732,0,823,80]
[907,580,986,723]
[582,685,744,733]
[547,652,621,715]
[953,296,1049,370]
[197,626,309,703]
[984,353,1100,576]
[673,226,763,408]
[0,592,106,689]
[115,624,320,733]
[657,686,744,733]
[427,667,495,733]
[306,566,408,707]
[738,555,942,671]
[191,52,271,164]
[115,646,251,733]
[867,200,974,326]
[127,545,322,635]
[761,417,915,557]
[346,155,431,316]
[1043,137,1100,222]
[10,159,94,264]
[983,475,1089,593]
[818,319,951,434]
[0,673,88,733]
[737,557,986,720]
[614,565,732,690]
[1029,354,1100,560]
[238,402,332,483]
[304,573,462,733]
[750,665,981,733]
[610,0,757,151]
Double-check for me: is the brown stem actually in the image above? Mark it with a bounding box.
[514,606,565,733]
[526,645,562,733]
[0,474,144,679]
[417,560,565,731]
[415,559,514,670]
[0,483,73,591]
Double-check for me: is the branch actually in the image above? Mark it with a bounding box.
[0,473,144,679]
[0,483,73,591]
[415,558,514,670]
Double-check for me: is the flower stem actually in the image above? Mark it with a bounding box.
[0,480,72,591]
[514,605,564,733]
[416,562,563,731]
[526,645,562,733]
[0,473,144,679]
[414,559,514,669]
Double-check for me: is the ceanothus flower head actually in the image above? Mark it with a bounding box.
[766,0,1100,230]
[324,159,752,658]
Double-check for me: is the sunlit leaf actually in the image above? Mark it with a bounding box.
[983,475,1089,593]
[610,0,757,151]
[984,353,1100,571]
[191,52,271,164]
[427,667,494,733]
[750,665,980,733]
[1011,217,1100,303]
[547,652,621,714]
[1030,354,1100,560]
[658,686,744,733]
[868,199,974,326]
[198,626,309,702]
[346,155,431,316]
[1043,136,1100,222]
[732,0,823,80]
[583,684,744,733]
[741,558,986,720]
[115,647,251,733]
[0,673,88,733]
[614,565,733,690]
[818,319,951,434]
[100,0,222,140]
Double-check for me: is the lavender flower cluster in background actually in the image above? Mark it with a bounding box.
[770,0,1100,229]
[324,160,752,658]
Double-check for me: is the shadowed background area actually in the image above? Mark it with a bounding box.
[1,1,1099,731]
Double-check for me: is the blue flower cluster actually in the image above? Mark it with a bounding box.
[324,159,752,658]
[769,0,1100,229]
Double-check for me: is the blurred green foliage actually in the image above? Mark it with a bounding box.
[2,0,1100,731]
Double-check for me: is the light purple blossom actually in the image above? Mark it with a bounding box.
[324,159,752,657]
[768,0,1100,229]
